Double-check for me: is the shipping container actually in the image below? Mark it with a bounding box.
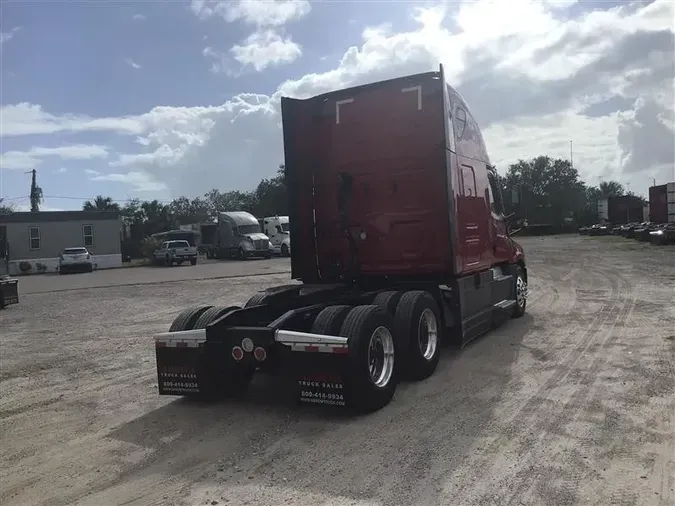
[597,195,643,224]
[648,183,675,223]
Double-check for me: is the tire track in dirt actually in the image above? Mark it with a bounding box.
[449,262,623,499]
[624,274,675,506]
[496,266,636,506]
[369,264,580,505]
[61,399,306,506]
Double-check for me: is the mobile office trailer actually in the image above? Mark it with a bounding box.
[153,65,528,413]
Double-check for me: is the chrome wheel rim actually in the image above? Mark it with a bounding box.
[368,326,395,388]
[516,276,527,308]
[418,308,439,360]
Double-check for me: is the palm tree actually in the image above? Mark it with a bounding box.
[82,196,121,212]
[598,181,624,197]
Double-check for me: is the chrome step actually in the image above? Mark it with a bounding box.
[493,299,516,310]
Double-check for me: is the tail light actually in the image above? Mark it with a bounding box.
[58,254,63,260]
[86,254,91,259]
[232,346,244,361]
[253,347,267,362]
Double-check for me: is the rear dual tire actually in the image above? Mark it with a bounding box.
[334,305,398,414]
[310,291,442,413]
[373,290,442,381]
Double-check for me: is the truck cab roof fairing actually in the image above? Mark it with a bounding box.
[218,212,259,227]
[445,83,491,165]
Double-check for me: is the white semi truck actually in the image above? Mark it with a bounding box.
[261,215,291,257]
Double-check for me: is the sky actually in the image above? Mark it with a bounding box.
[1,0,674,212]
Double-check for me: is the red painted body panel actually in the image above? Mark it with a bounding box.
[311,77,450,276]
[281,68,521,282]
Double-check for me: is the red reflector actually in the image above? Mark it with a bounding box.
[232,346,244,361]
[176,342,188,348]
[253,347,267,362]
[155,341,166,348]
[305,345,319,352]
[332,346,349,355]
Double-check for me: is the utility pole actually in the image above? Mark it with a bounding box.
[570,140,573,170]
[24,169,43,213]
[626,182,631,223]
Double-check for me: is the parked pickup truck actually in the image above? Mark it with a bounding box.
[154,240,198,266]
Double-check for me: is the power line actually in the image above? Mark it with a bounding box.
[0,195,175,204]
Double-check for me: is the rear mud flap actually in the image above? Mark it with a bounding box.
[0,279,19,308]
[156,346,203,395]
[284,350,349,408]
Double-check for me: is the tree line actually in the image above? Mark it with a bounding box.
[500,156,643,227]
[77,165,288,237]
[1,158,639,232]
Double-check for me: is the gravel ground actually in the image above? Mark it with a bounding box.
[16,256,291,295]
[1,235,673,506]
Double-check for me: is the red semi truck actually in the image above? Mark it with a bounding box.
[154,65,528,413]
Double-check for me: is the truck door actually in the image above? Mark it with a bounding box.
[452,99,492,274]
[219,221,234,249]
[456,164,485,271]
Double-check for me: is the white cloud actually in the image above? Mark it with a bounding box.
[204,31,303,74]
[55,167,68,174]
[191,0,310,27]
[484,111,624,182]
[125,58,142,69]
[89,171,168,192]
[193,0,309,73]
[203,46,235,75]
[0,103,144,137]
[0,26,21,49]
[0,145,109,170]
[230,30,302,71]
[3,0,674,198]
[132,14,146,21]
[0,103,222,138]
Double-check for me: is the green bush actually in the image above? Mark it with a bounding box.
[140,237,162,260]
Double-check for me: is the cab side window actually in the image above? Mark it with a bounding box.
[460,165,477,197]
[487,170,505,215]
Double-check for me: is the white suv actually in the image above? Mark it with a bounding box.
[58,247,94,274]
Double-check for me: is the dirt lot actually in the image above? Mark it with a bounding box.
[1,236,673,506]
